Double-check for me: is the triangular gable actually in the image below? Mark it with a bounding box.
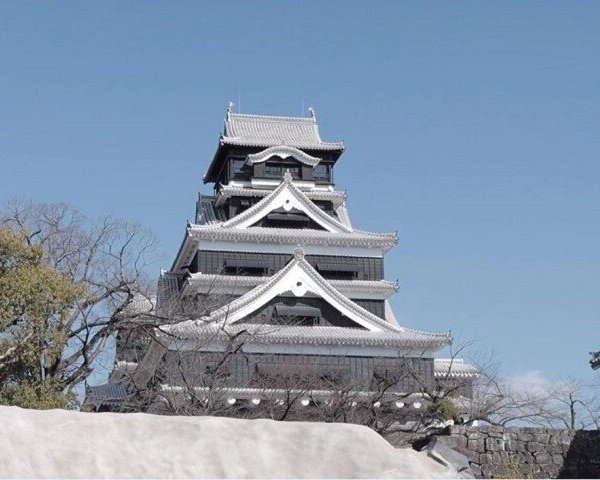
[215,172,353,233]
[169,248,400,333]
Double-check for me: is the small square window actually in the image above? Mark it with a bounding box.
[313,164,330,180]
[230,158,248,177]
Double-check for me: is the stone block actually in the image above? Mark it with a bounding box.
[468,438,484,452]
[499,451,511,462]
[448,426,466,435]
[470,465,482,478]
[533,452,552,465]
[503,439,515,452]
[558,434,572,446]
[447,435,468,449]
[526,441,544,453]
[490,452,503,464]
[459,447,481,464]
[421,437,474,478]
[552,453,564,465]
[485,437,505,452]
[512,452,526,463]
[532,433,550,444]
[541,465,560,478]
[519,432,534,442]
[480,466,493,479]
[479,453,493,466]
[545,444,560,454]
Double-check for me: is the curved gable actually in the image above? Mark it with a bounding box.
[246,145,321,167]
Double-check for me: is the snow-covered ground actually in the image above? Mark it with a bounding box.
[0,406,456,478]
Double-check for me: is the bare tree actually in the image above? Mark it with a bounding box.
[113,315,483,445]
[526,378,600,430]
[461,365,600,430]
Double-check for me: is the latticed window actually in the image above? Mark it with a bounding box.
[222,258,270,276]
[271,304,321,326]
[265,162,301,178]
[316,262,361,280]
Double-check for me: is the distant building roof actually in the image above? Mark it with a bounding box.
[433,359,480,379]
[222,111,345,151]
[85,380,133,406]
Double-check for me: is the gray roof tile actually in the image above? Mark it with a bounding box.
[433,359,479,378]
[85,380,132,405]
[163,323,450,349]
[196,195,227,225]
[222,112,344,150]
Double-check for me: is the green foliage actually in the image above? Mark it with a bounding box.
[427,398,460,421]
[0,380,77,410]
[496,459,526,479]
[0,227,82,408]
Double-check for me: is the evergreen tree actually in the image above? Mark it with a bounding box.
[0,227,81,409]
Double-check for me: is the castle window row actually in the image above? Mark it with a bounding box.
[189,251,384,281]
[225,155,334,184]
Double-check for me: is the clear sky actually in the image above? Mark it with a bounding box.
[1,1,599,382]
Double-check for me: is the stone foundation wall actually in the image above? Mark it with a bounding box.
[435,425,600,478]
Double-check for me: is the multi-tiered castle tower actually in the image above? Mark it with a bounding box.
[86,107,477,413]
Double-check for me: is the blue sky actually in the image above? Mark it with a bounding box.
[1,1,599,381]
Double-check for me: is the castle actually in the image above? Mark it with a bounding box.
[85,107,477,413]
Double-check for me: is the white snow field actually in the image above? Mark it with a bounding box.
[0,406,456,478]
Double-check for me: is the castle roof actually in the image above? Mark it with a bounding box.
[160,323,450,350]
[204,109,345,183]
[222,112,345,151]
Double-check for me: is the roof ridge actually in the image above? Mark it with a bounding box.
[402,326,452,339]
[228,112,316,123]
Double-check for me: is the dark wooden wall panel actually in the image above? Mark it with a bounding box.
[191,250,384,280]
[161,351,435,393]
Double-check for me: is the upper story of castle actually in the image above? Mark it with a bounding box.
[167,107,397,279]
[203,106,345,190]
